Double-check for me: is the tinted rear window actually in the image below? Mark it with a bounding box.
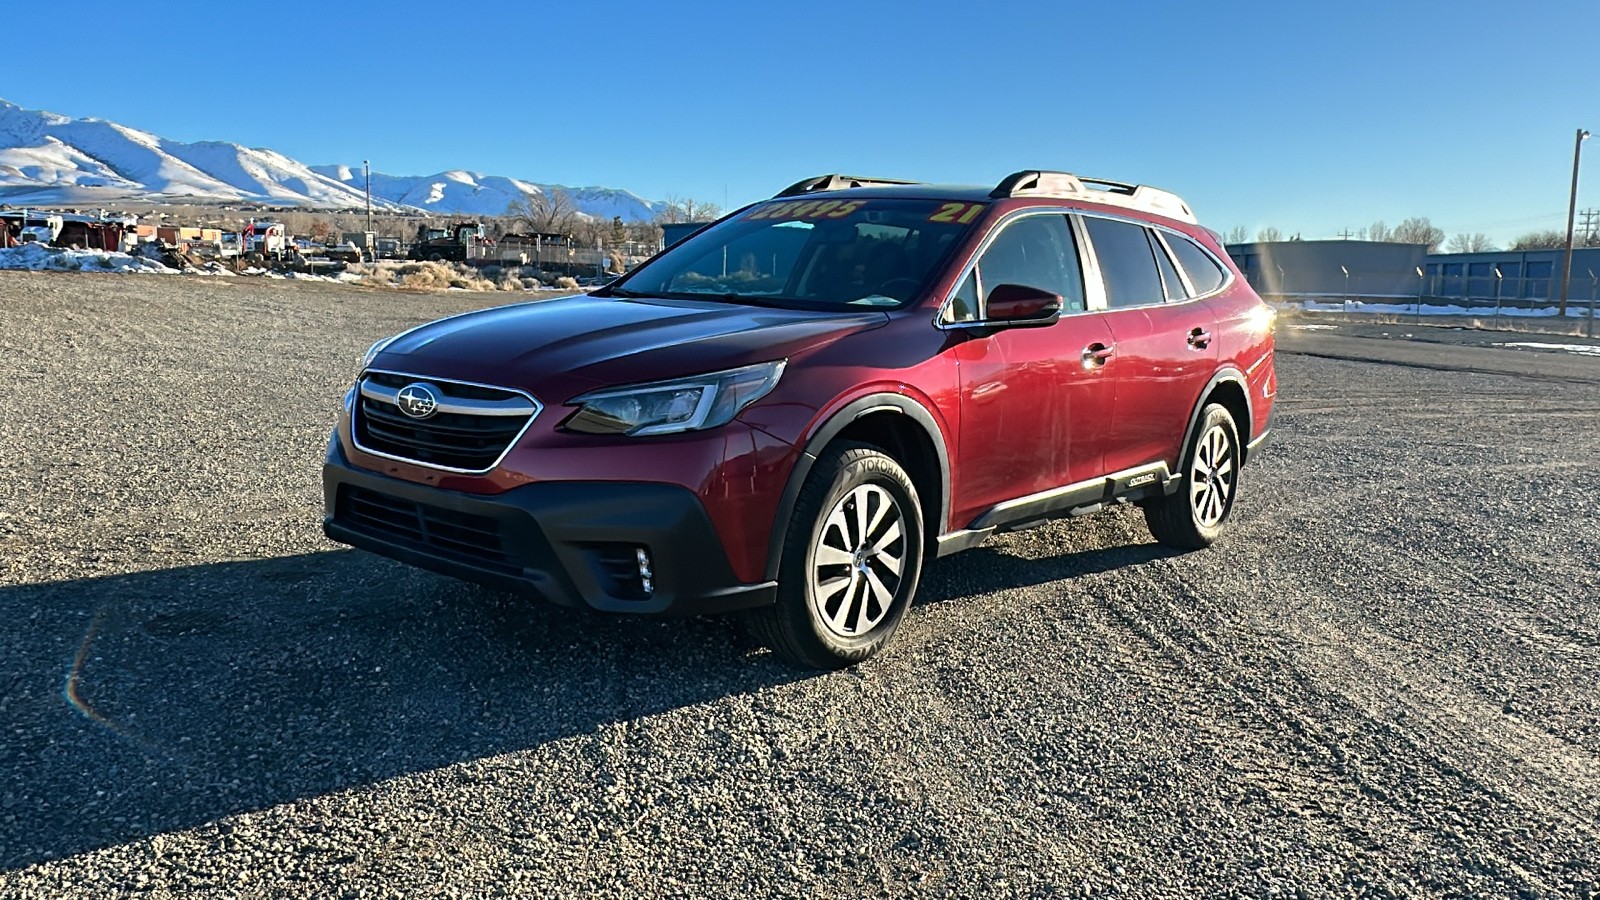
[1166,234,1228,295]
[1084,216,1163,309]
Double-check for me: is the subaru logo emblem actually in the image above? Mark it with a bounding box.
[396,383,439,419]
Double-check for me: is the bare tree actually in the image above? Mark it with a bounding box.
[1446,232,1496,253]
[627,220,664,248]
[505,187,579,234]
[1390,217,1446,251]
[1224,225,1248,244]
[570,216,612,248]
[655,194,722,225]
[1508,230,1566,250]
[1257,226,1283,242]
[1366,220,1391,242]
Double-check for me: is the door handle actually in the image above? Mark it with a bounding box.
[1082,342,1114,368]
[1187,328,1212,349]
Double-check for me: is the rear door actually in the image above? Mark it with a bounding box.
[1080,215,1218,475]
[944,212,1116,525]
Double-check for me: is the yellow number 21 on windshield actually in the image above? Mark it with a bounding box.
[928,202,984,224]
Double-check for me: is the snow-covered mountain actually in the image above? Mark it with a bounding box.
[0,100,393,209]
[0,100,666,221]
[311,165,666,221]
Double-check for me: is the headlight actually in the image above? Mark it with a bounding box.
[564,360,786,436]
[361,336,395,370]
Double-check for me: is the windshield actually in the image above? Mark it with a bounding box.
[608,198,986,310]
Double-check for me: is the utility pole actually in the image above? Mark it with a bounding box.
[1579,207,1599,243]
[1558,128,1589,318]
[1337,227,1355,240]
[364,159,373,236]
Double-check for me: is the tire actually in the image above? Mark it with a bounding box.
[1144,403,1241,550]
[752,442,924,670]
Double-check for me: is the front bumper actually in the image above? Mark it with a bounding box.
[322,440,777,615]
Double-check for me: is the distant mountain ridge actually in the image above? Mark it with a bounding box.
[0,99,666,221]
[311,165,667,222]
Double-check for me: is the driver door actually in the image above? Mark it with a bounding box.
[946,213,1116,526]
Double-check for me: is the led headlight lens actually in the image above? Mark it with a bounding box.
[564,360,786,436]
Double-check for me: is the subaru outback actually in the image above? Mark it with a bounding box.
[323,170,1277,669]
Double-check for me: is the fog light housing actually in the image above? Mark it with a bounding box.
[635,548,654,595]
[591,544,656,600]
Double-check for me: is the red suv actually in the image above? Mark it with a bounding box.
[323,171,1276,668]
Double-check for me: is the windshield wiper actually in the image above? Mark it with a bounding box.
[601,286,648,298]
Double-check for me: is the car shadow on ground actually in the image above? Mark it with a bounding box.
[0,549,796,871]
[916,539,1184,605]
[0,537,1179,871]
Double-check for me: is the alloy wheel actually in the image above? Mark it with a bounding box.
[810,484,907,637]
[1189,424,1235,528]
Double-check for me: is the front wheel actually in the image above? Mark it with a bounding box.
[752,442,924,669]
[1144,403,1241,550]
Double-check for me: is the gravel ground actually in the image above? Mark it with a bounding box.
[2,271,1598,898]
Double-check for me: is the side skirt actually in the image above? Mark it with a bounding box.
[933,461,1176,559]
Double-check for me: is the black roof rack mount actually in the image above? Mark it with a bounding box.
[774,174,923,198]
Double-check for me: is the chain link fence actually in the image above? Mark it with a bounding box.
[1248,271,1600,336]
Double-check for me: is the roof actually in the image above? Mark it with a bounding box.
[767,170,1199,225]
[772,183,996,202]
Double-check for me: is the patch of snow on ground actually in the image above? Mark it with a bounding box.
[1287,324,1340,330]
[1298,299,1597,318]
[0,243,174,274]
[1497,342,1600,357]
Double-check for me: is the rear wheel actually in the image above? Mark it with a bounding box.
[752,442,923,669]
[1144,403,1240,549]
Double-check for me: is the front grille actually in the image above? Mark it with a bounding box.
[353,372,539,472]
[338,486,514,572]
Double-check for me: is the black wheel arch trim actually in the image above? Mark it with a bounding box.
[1181,367,1254,464]
[762,394,952,581]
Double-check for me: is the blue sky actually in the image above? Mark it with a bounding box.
[12,0,1598,244]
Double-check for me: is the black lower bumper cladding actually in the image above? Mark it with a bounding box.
[322,442,775,615]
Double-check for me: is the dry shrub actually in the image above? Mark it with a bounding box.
[341,260,499,291]
[554,276,580,290]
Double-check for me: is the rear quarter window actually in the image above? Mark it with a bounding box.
[1166,234,1229,295]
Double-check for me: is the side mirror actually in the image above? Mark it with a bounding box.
[983,283,1062,328]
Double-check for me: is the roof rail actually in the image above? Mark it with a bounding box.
[774,174,922,198]
[990,170,1197,225]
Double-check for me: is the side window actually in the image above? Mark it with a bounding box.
[1165,234,1228,295]
[1149,231,1189,301]
[974,214,1085,314]
[1084,216,1165,309]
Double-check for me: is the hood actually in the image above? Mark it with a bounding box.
[370,293,887,399]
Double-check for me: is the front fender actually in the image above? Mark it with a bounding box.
[761,392,952,581]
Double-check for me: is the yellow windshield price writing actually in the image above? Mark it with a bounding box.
[746,200,866,221]
[928,202,984,224]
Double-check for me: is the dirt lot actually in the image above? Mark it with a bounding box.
[2,272,1598,897]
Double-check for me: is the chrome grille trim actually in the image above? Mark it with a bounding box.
[351,369,542,475]
[358,380,537,417]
